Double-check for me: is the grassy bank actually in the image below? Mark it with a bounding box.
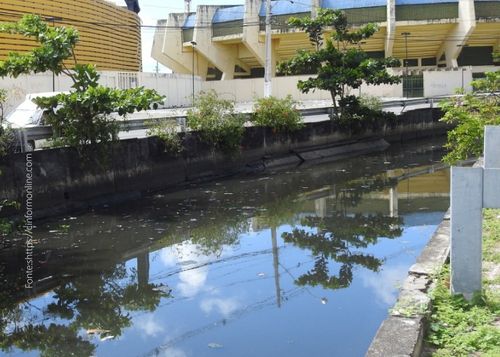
[425,209,500,356]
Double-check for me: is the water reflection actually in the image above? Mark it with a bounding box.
[0,139,451,356]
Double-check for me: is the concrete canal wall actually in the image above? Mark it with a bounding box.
[0,108,450,220]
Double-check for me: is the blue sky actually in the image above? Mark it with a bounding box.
[111,0,244,72]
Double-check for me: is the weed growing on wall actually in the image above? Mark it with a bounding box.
[252,95,303,132]
[147,119,183,155]
[187,90,245,153]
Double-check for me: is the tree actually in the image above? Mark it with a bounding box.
[440,71,500,164]
[0,15,163,152]
[277,9,400,118]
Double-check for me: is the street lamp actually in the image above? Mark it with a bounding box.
[401,32,411,97]
[190,40,197,106]
[45,16,63,92]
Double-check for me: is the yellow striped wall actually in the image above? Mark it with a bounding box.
[0,0,141,71]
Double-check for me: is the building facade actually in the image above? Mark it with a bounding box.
[152,0,499,81]
[0,0,142,71]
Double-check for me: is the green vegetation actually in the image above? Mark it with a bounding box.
[187,90,245,153]
[0,88,6,122]
[0,15,163,154]
[147,119,183,155]
[426,209,500,356]
[441,71,500,164]
[277,9,400,119]
[252,95,303,132]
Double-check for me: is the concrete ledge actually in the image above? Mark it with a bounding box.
[367,211,451,356]
[366,316,425,357]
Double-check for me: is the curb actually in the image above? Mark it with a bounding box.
[366,211,451,357]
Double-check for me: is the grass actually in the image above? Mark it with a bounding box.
[425,209,500,357]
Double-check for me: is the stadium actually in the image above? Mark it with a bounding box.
[0,0,142,71]
[152,0,500,83]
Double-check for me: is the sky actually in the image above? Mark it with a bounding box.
[110,0,244,73]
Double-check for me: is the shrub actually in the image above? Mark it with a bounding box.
[0,126,15,157]
[440,71,500,164]
[187,90,245,153]
[147,119,183,155]
[252,95,303,132]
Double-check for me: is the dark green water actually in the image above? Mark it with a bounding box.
[0,138,450,357]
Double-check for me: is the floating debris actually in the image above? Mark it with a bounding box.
[208,343,223,349]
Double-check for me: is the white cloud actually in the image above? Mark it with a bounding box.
[200,297,240,317]
[361,264,408,306]
[135,314,165,337]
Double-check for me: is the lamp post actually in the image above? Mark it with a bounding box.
[45,16,62,92]
[401,32,411,97]
[190,40,197,106]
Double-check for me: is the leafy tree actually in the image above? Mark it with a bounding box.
[0,15,163,152]
[440,71,500,164]
[283,213,402,290]
[278,9,400,118]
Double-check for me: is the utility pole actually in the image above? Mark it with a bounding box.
[46,16,62,92]
[401,32,410,97]
[190,41,197,106]
[264,0,272,98]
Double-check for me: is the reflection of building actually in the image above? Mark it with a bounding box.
[0,0,142,71]
[153,0,499,81]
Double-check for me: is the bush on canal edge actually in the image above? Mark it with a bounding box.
[252,95,303,133]
[187,90,246,153]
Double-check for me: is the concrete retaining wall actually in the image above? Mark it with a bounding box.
[0,108,449,220]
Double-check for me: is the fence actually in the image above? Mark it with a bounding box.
[0,72,202,116]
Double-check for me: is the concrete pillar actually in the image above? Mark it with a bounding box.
[243,0,265,67]
[437,0,476,68]
[271,226,281,308]
[193,5,250,80]
[315,197,327,218]
[385,0,396,57]
[389,187,398,217]
[311,0,321,18]
[137,251,150,288]
[151,14,208,78]
[450,167,483,299]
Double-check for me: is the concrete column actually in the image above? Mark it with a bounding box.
[315,197,327,218]
[311,0,321,18]
[450,166,483,299]
[243,0,265,67]
[389,187,398,217]
[437,0,476,68]
[271,226,281,308]
[193,5,250,80]
[151,14,209,78]
[385,0,396,57]
[137,251,150,288]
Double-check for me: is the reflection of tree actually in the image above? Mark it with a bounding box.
[0,261,170,356]
[282,214,403,290]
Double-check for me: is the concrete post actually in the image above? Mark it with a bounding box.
[385,0,396,57]
[450,167,483,298]
[451,126,500,299]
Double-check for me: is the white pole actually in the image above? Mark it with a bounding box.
[264,0,272,98]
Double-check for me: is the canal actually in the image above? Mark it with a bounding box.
[0,138,450,357]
